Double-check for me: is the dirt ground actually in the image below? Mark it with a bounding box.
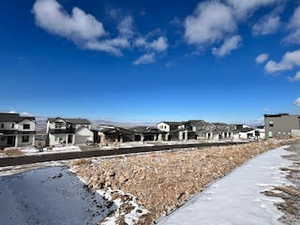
[70,139,296,225]
[263,140,300,225]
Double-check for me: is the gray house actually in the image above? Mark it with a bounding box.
[264,113,300,138]
[0,113,36,148]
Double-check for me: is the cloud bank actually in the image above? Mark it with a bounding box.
[183,0,282,57]
[265,49,300,73]
[33,0,168,62]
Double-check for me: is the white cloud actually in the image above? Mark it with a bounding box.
[294,97,300,107]
[133,53,156,65]
[84,38,130,56]
[117,16,134,37]
[288,71,300,82]
[184,2,236,45]
[33,0,106,42]
[149,37,168,52]
[265,60,292,73]
[252,14,280,35]
[284,6,300,44]
[265,49,300,73]
[212,35,241,56]
[7,111,33,116]
[134,36,168,52]
[256,53,269,64]
[226,0,280,19]
[33,0,127,55]
[182,0,283,57]
[33,0,168,61]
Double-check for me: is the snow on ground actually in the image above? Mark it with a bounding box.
[19,147,40,153]
[159,146,294,225]
[44,145,81,152]
[70,167,149,225]
[0,166,114,225]
[96,189,149,225]
[18,146,81,156]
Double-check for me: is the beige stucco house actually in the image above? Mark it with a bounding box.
[0,113,36,148]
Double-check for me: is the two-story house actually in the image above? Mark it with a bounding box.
[0,113,36,148]
[265,113,300,138]
[157,121,188,141]
[46,117,93,146]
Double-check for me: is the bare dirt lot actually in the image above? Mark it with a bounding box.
[70,139,296,224]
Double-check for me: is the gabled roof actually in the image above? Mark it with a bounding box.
[0,113,35,123]
[97,127,134,135]
[129,126,164,134]
[48,117,91,124]
[240,127,255,133]
[159,121,184,126]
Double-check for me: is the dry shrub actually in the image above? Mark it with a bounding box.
[4,148,24,157]
[70,159,91,166]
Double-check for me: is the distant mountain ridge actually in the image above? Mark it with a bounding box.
[91,120,155,128]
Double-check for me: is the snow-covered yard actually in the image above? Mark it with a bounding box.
[0,145,82,157]
[159,146,293,225]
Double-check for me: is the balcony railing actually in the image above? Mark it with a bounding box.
[49,128,76,134]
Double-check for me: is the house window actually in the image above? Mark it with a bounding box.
[11,123,15,129]
[269,121,274,127]
[0,136,5,142]
[268,131,273,137]
[23,124,30,129]
[22,135,29,143]
[55,122,64,129]
[1,124,4,129]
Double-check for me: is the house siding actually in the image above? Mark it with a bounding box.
[265,114,300,138]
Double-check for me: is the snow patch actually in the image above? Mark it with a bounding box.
[159,146,294,225]
[69,168,149,225]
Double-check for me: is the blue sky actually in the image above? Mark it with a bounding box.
[1,0,300,123]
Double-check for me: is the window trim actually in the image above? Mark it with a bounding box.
[22,135,29,143]
[23,124,30,130]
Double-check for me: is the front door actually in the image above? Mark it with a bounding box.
[67,134,73,144]
[7,136,15,146]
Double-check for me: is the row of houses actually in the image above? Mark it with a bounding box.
[2,112,298,148]
[0,113,94,148]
